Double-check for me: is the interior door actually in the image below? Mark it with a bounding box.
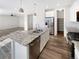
[27,14,33,30]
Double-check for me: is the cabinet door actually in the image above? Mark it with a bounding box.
[14,41,28,59]
[29,37,40,59]
[40,30,49,52]
[0,42,11,59]
[40,33,46,51]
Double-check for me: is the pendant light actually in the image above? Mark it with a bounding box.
[19,0,24,13]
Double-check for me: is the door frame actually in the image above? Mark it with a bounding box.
[56,9,64,36]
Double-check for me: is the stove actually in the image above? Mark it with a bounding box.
[67,32,79,59]
[67,32,79,41]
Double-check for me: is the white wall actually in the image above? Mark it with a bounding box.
[57,10,64,18]
[70,0,79,21]
[0,15,20,30]
[54,10,57,36]
[64,7,70,37]
[19,15,24,28]
[14,41,29,59]
[45,11,54,17]
[36,8,46,29]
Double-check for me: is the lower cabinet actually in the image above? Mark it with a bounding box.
[0,38,29,59]
[29,36,40,59]
[0,41,11,59]
[75,45,79,59]
[14,41,29,59]
[40,30,49,52]
[29,30,49,59]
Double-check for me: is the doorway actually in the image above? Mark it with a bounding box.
[27,14,33,30]
[45,10,55,35]
[57,10,64,36]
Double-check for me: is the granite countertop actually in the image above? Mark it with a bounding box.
[0,28,48,46]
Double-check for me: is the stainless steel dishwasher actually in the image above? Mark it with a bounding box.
[29,36,40,59]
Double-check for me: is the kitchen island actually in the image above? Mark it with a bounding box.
[0,28,49,59]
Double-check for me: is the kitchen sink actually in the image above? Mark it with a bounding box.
[32,30,43,33]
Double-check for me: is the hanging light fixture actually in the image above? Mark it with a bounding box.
[19,0,24,13]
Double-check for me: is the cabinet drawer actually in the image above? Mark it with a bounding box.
[40,30,49,52]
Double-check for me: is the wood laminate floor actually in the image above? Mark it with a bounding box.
[38,35,71,59]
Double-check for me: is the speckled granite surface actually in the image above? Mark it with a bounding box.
[0,27,24,37]
[0,29,48,46]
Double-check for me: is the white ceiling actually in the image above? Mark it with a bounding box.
[0,0,75,13]
[42,0,75,9]
[0,0,75,8]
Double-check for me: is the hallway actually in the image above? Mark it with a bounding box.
[38,36,71,59]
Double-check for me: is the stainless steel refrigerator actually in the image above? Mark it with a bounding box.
[45,17,54,35]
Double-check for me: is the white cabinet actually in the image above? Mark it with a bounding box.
[74,43,79,59]
[72,41,79,59]
[40,29,49,52]
[0,38,12,59]
[75,47,79,59]
[14,41,29,59]
[0,38,29,59]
